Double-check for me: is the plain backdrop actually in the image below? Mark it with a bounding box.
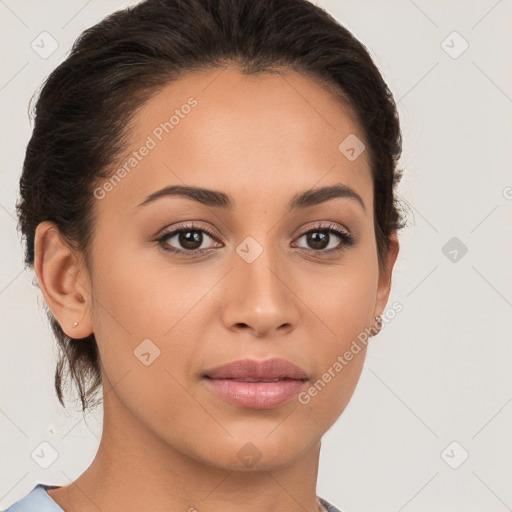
[1,1,511,511]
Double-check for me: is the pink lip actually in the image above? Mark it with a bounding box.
[202,358,309,409]
[202,358,309,380]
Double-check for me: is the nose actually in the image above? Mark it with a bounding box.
[221,242,299,338]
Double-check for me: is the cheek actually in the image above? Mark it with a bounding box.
[300,348,366,429]
[295,276,372,429]
[90,236,187,338]
[88,237,213,390]
[298,252,378,344]
[87,248,204,435]
[293,251,378,418]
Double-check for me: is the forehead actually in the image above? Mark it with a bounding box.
[100,65,373,214]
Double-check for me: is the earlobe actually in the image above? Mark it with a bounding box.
[34,221,93,338]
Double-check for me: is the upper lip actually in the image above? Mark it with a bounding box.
[202,358,309,380]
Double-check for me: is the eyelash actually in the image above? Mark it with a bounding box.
[155,221,356,257]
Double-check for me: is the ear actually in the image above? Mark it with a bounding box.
[374,231,400,319]
[33,221,93,339]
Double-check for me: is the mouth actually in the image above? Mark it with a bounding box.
[201,358,309,409]
[202,357,309,381]
[201,377,309,409]
[204,376,308,382]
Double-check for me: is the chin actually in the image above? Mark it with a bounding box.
[192,431,316,472]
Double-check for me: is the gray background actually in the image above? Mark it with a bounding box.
[1,1,511,511]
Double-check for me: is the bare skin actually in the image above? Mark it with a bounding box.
[36,65,399,512]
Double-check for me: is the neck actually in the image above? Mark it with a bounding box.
[49,386,323,512]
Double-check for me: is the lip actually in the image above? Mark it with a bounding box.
[201,358,309,409]
[202,357,309,380]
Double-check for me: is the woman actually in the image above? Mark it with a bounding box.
[4,0,405,510]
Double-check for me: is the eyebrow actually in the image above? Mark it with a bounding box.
[138,182,366,213]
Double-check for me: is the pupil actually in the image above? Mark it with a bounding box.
[308,231,328,249]
[180,230,202,249]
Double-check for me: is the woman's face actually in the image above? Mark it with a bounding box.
[74,66,397,469]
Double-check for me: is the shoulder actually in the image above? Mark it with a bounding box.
[318,495,350,512]
[1,484,64,512]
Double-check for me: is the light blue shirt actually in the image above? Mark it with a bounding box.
[2,485,63,512]
[2,484,345,512]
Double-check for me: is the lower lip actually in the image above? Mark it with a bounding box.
[202,378,307,409]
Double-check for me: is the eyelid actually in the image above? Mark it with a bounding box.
[155,221,221,245]
[296,220,350,237]
[293,221,355,251]
[155,220,355,256]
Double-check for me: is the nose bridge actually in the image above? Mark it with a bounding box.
[235,232,285,301]
[223,231,298,336]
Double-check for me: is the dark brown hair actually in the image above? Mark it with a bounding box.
[17,0,407,412]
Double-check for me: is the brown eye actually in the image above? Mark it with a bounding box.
[155,221,355,257]
[303,231,330,250]
[294,223,356,253]
[170,230,205,250]
[156,223,221,255]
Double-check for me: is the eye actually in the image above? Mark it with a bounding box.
[293,222,356,253]
[156,222,221,255]
[155,221,356,257]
